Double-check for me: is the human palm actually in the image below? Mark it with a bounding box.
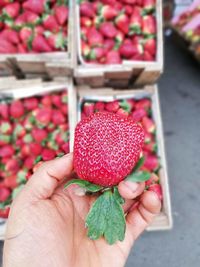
[3,153,161,267]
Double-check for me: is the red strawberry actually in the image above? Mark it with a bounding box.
[115,13,129,34]
[122,0,137,3]
[143,0,156,13]
[104,39,115,52]
[82,41,90,58]
[80,1,95,18]
[42,148,56,161]
[144,131,154,144]
[115,30,125,45]
[21,144,31,157]
[32,128,48,142]
[145,172,159,187]
[30,143,42,156]
[0,103,9,119]
[74,112,144,186]
[2,2,20,19]
[5,158,20,174]
[135,98,151,110]
[43,14,60,32]
[52,110,65,125]
[119,99,135,112]
[23,0,46,15]
[24,97,38,110]
[83,102,95,116]
[61,142,70,153]
[46,32,67,50]
[125,5,133,15]
[0,187,10,202]
[94,101,105,112]
[144,154,159,171]
[24,156,35,170]
[41,95,52,106]
[0,207,10,219]
[4,175,18,189]
[0,145,14,157]
[34,107,52,125]
[0,38,17,53]
[142,15,156,35]
[106,50,121,64]
[89,47,105,60]
[148,184,162,201]
[80,16,92,27]
[1,29,19,44]
[143,141,157,153]
[119,42,137,59]
[144,37,156,56]
[116,108,129,118]
[10,100,24,118]
[129,6,142,34]
[99,5,118,20]
[99,22,118,38]
[14,13,27,27]
[54,5,69,25]
[51,94,62,107]
[32,34,52,52]
[61,104,68,115]
[142,116,155,133]
[87,28,103,47]
[131,108,147,122]
[18,43,28,53]
[105,100,119,112]
[144,50,154,61]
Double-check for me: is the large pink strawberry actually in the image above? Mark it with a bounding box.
[32,34,52,52]
[54,4,69,25]
[87,27,103,47]
[115,13,129,34]
[23,97,38,110]
[119,41,137,59]
[0,187,10,202]
[2,2,20,19]
[10,100,24,118]
[74,112,144,186]
[34,107,52,125]
[32,128,48,142]
[106,50,122,64]
[99,5,118,20]
[80,1,95,18]
[99,22,118,38]
[0,103,9,119]
[142,15,156,35]
[23,0,46,15]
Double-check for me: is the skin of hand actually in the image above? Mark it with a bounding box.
[3,153,161,267]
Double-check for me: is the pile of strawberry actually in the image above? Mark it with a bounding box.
[80,0,157,64]
[81,97,162,199]
[0,0,69,53]
[0,90,69,218]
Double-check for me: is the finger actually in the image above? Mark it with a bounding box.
[24,153,73,200]
[118,180,145,200]
[126,191,161,241]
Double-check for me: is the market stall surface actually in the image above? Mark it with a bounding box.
[0,37,200,267]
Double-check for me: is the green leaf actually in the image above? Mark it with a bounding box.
[64,179,103,193]
[86,190,126,245]
[126,171,151,183]
[119,100,131,112]
[113,187,125,205]
[133,156,145,172]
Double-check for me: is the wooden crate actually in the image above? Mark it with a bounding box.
[74,0,163,88]
[0,0,76,79]
[71,85,172,231]
[0,78,76,240]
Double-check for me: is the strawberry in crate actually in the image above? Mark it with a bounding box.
[0,90,70,218]
[79,0,157,64]
[81,97,163,201]
[0,0,69,53]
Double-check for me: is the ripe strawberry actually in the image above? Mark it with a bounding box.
[99,5,118,20]
[80,1,95,18]
[144,131,154,144]
[105,100,119,112]
[0,38,17,53]
[61,104,68,115]
[104,39,115,52]
[87,28,103,47]
[10,100,24,118]
[74,112,144,186]
[61,142,70,153]
[125,5,133,15]
[142,116,155,133]
[1,29,19,44]
[129,6,142,34]
[24,97,38,110]
[106,50,121,64]
[0,103,9,119]
[43,14,60,32]
[23,0,46,15]
[142,15,156,35]
[52,110,65,125]
[54,5,69,25]
[34,107,52,124]
[0,145,14,157]
[119,99,135,112]
[81,16,92,27]
[14,13,27,27]
[131,108,147,122]
[0,207,10,219]
[41,95,52,106]
[144,37,156,56]
[5,158,20,174]
[119,42,137,59]
[30,143,42,156]
[89,47,105,60]
[144,50,154,61]
[143,0,156,13]
[17,43,28,53]
[32,128,48,142]
[32,34,52,52]
[82,41,90,58]
[115,13,129,34]
[94,101,105,112]
[122,0,137,3]
[46,32,67,50]
[144,154,159,171]
[2,2,20,19]
[145,172,159,187]
[116,108,129,118]
[0,187,10,202]
[24,10,40,24]
[148,184,162,201]
[83,102,95,116]
[135,98,151,110]
[24,156,35,170]
[99,22,118,38]
[42,148,56,161]
[143,141,157,153]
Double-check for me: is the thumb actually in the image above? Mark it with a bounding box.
[23,153,73,201]
[126,191,161,241]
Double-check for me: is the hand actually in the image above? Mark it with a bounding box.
[3,153,161,267]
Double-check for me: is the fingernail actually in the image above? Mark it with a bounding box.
[123,181,139,192]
